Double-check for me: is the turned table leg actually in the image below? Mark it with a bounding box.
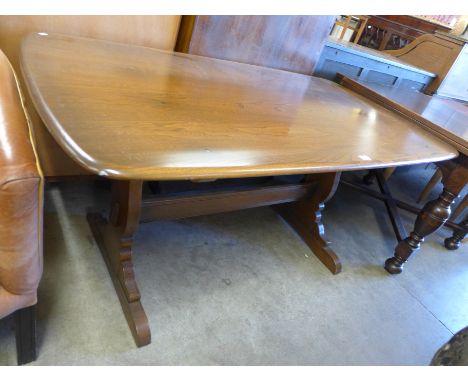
[274,172,342,274]
[87,180,150,347]
[385,156,468,274]
[444,216,468,250]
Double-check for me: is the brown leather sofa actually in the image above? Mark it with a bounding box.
[0,49,43,365]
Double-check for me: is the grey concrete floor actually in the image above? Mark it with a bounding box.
[0,165,467,365]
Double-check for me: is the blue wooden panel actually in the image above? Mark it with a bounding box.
[314,38,436,91]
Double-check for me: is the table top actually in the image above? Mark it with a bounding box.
[337,75,468,155]
[20,33,457,181]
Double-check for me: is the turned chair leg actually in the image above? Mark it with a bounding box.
[14,304,37,365]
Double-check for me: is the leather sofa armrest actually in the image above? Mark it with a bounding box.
[0,49,43,319]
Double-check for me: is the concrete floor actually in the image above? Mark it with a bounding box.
[0,165,467,365]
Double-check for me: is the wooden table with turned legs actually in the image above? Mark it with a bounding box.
[20,33,457,346]
[339,76,468,274]
[385,155,468,273]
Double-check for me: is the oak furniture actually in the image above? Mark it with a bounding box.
[444,215,468,250]
[385,32,468,98]
[0,49,44,365]
[20,33,458,347]
[338,76,467,274]
[416,169,468,253]
[417,168,467,222]
[0,15,181,178]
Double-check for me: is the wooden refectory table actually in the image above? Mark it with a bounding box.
[20,33,458,347]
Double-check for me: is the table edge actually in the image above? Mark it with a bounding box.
[19,33,459,181]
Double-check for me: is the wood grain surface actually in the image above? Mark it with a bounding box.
[20,33,457,181]
[175,15,336,74]
[338,75,468,155]
[0,15,181,177]
[385,32,466,94]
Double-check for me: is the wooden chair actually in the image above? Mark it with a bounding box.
[331,15,369,43]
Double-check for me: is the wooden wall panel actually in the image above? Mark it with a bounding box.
[177,16,336,75]
[0,15,181,177]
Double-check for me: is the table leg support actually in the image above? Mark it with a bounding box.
[385,188,457,274]
[274,172,342,274]
[87,180,150,347]
[444,217,468,250]
[385,157,468,274]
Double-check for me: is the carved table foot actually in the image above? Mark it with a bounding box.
[274,172,342,274]
[87,180,150,347]
[385,156,468,274]
[444,217,468,250]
